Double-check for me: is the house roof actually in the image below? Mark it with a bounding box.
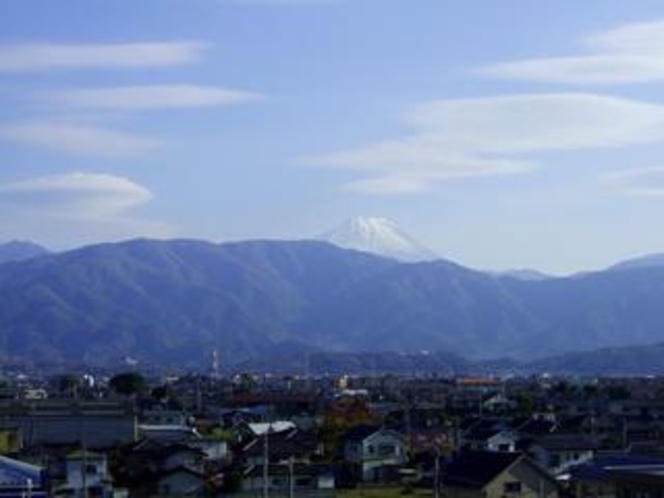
[0,455,44,486]
[443,451,523,488]
[465,426,515,442]
[460,417,509,434]
[66,449,105,460]
[533,433,600,451]
[571,453,664,482]
[242,463,329,478]
[154,464,205,480]
[342,425,381,443]
[517,418,556,436]
[241,429,319,459]
[343,425,405,444]
[248,421,296,436]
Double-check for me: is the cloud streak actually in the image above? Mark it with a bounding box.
[50,85,263,111]
[481,20,664,85]
[0,173,173,246]
[0,41,205,72]
[0,121,159,157]
[310,93,664,194]
[603,166,664,197]
[0,172,152,217]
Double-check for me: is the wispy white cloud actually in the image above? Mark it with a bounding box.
[0,41,205,72]
[309,93,664,194]
[0,121,159,157]
[344,176,432,195]
[587,20,664,55]
[481,20,664,85]
[0,172,152,216]
[603,166,664,197]
[50,85,263,111]
[0,173,173,246]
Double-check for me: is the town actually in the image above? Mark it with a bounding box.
[0,366,663,497]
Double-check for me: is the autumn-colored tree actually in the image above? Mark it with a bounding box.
[320,397,379,461]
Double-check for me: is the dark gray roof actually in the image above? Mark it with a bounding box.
[533,433,600,451]
[342,425,381,443]
[443,451,522,488]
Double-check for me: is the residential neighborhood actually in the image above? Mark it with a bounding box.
[0,370,663,496]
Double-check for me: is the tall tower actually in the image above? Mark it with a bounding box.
[210,348,221,379]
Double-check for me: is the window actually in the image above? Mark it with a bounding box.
[377,444,396,456]
[85,464,98,475]
[504,481,522,494]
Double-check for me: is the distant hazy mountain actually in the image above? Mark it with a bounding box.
[319,216,437,262]
[2,237,664,368]
[609,253,664,272]
[527,343,664,375]
[0,241,49,264]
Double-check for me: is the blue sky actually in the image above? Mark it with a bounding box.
[3,0,664,273]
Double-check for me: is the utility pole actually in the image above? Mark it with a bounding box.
[262,426,269,498]
[433,453,440,498]
[82,449,88,498]
[288,456,294,498]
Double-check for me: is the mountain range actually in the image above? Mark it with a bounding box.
[2,233,664,372]
[0,241,49,265]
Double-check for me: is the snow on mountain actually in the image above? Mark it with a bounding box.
[319,216,438,262]
[496,269,553,281]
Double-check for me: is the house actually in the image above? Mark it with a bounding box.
[113,440,212,497]
[247,421,297,437]
[463,426,520,452]
[342,425,407,483]
[138,424,201,443]
[0,455,48,498]
[51,449,116,498]
[481,392,514,413]
[525,433,599,477]
[154,466,207,497]
[119,440,207,479]
[239,428,320,467]
[570,453,664,498]
[141,409,188,427]
[607,466,664,498]
[517,417,557,437]
[0,399,137,449]
[441,451,558,498]
[187,438,228,461]
[240,463,334,496]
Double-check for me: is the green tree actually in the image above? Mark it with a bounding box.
[57,374,81,398]
[109,372,146,396]
[514,393,534,415]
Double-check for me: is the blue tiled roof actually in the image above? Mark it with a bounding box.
[571,453,664,482]
[0,455,44,487]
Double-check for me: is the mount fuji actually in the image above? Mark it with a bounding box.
[319,216,438,262]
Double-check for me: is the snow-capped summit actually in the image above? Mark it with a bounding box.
[319,216,438,262]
